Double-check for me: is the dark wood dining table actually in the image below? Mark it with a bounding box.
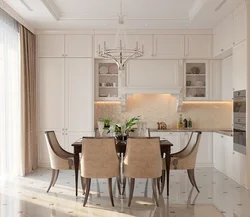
[71,139,172,197]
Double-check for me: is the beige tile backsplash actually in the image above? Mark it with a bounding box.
[94,94,233,129]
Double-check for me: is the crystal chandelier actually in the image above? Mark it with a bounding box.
[98,0,144,70]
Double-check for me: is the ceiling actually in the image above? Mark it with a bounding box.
[1,0,245,30]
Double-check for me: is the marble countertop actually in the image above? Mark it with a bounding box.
[149,128,233,137]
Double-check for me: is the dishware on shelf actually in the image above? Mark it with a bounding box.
[101,83,106,87]
[191,66,200,74]
[109,64,118,74]
[186,81,191,86]
[99,66,108,74]
[97,121,105,137]
[112,82,116,87]
[194,80,205,86]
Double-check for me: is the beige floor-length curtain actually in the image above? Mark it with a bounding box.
[19,24,37,176]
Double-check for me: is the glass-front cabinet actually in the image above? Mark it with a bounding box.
[184,60,208,100]
[95,60,120,101]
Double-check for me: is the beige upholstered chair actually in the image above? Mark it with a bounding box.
[123,137,162,207]
[44,131,74,193]
[162,131,202,193]
[81,137,120,207]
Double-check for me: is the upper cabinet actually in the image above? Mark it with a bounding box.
[65,35,92,57]
[221,55,233,101]
[213,14,234,57]
[38,35,64,57]
[185,35,213,58]
[233,6,246,45]
[233,40,247,91]
[153,35,184,58]
[126,59,180,88]
[38,34,93,58]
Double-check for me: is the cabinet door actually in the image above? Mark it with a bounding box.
[221,55,233,101]
[224,136,233,179]
[65,35,92,57]
[64,58,94,132]
[234,8,246,45]
[154,35,184,58]
[196,132,213,167]
[233,151,247,187]
[209,60,221,100]
[126,59,179,88]
[38,35,64,57]
[213,133,224,172]
[38,58,65,131]
[127,35,153,58]
[233,41,247,91]
[185,35,212,58]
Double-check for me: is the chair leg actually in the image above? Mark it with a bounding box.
[52,170,59,186]
[81,177,87,195]
[83,178,91,207]
[108,178,115,207]
[128,178,135,207]
[187,169,200,193]
[161,170,166,194]
[157,178,161,194]
[152,178,159,207]
[122,176,126,195]
[116,177,121,195]
[47,169,56,193]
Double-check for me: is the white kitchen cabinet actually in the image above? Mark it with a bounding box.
[126,59,180,88]
[37,57,94,167]
[38,35,64,57]
[213,14,233,57]
[209,60,221,100]
[180,132,192,149]
[196,132,213,167]
[185,35,212,58]
[184,60,209,101]
[224,136,233,179]
[213,133,225,173]
[233,40,247,91]
[233,151,248,188]
[233,7,246,45]
[127,35,153,58]
[37,58,65,130]
[221,55,233,101]
[153,35,184,58]
[149,132,181,154]
[65,35,92,57]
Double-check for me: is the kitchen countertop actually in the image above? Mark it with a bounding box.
[149,128,233,137]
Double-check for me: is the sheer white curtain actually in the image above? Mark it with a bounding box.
[0,8,21,180]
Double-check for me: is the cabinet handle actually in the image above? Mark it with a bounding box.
[65,54,68,57]
[221,135,224,138]
[233,42,235,45]
[62,54,64,57]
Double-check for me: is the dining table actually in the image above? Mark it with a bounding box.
[71,138,173,197]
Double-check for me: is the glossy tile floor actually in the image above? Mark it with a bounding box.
[1,168,250,217]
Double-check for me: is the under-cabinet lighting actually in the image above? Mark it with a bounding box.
[183,101,232,104]
[95,101,121,104]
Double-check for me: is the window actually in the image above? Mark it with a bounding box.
[0,8,21,180]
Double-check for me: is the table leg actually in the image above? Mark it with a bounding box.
[166,148,171,197]
[74,148,80,196]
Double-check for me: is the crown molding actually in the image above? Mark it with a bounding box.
[40,0,60,21]
[0,0,35,33]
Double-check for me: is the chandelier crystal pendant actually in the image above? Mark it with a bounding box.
[98,0,144,70]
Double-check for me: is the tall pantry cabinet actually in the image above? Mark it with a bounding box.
[37,34,94,167]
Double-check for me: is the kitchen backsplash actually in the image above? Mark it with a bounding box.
[95,94,233,129]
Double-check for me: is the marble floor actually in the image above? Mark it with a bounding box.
[0,168,250,217]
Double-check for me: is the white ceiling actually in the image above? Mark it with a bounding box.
[1,0,245,30]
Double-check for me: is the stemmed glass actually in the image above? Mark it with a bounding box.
[97,121,104,137]
[137,121,143,137]
[141,122,147,136]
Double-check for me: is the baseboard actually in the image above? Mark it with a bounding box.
[196,163,214,167]
[38,162,50,168]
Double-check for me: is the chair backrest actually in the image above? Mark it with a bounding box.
[44,131,73,169]
[179,132,202,159]
[81,137,119,178]
[123,137,162,178]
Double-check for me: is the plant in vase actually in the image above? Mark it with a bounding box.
[108,116,140,140]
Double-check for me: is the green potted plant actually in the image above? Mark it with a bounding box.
[108,116,140,140]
